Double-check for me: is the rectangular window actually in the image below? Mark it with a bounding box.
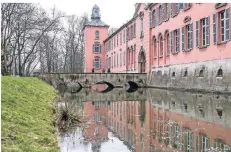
[166,3,169,20]
[141,19,144,37]
[202,135,209,152]
[175,29,180,53]
[214,8,230,44]
[187,23,193,49]
[134,23,136,38]
[93,43,101,53]
[155,8,159,26]
[196,17,210,48]
[149,11,152,28]
[93,58,101,68]
[162,4,165,22]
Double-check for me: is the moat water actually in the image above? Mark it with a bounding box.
[57,88,231,152]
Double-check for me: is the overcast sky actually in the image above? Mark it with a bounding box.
[39,0,136,28]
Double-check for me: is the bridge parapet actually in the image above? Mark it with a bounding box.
[36,72,147,88]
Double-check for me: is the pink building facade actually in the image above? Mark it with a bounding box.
[84,3,231,92]
[84,3,231,73]
[83,5,109,73]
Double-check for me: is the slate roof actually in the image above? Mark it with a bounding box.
[84,4,109,29]
[85,19,109,27]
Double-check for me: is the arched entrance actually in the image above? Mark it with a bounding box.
[138,49,146,73]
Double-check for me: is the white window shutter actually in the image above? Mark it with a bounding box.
[206,17,210,46]
[190,23,193,49]
[170,3,172,18]
[196,20,199,48]
[177,29,180,52]
[182,27,185,51]
[93,44,95,53]
[99,45,101,53]
[225,8,230,41]
[170,31,172,53]
[213,13,217,44]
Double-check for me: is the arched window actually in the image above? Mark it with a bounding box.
[93,57,101,68]
[199,69,204,77]
[172,71,176,77]
[217,69,223,77]
[165,30,170,56]
[159,36,164,57]
[153,37,157,58]
[95,31,99,40]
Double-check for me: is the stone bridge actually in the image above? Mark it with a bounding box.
[36,72,147,93]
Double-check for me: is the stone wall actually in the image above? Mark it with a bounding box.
[148,58,231,94]
[148,88,231,128]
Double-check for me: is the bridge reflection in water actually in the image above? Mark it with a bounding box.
[58,89,231,152]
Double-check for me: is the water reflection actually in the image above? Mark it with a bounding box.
[58,89,231,152]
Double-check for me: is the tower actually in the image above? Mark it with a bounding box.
[83,5,109,73]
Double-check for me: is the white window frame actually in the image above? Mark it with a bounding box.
[95,31,99,40]
[93,57,101,68]
[220,10,225,42]
[93,43,101,54]
[202,135,209,152]
[187,23,193,49]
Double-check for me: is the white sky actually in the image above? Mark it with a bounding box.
[38,0,137,29]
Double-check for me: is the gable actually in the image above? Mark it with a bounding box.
[133,3,147,17]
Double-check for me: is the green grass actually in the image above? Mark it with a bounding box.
[1,76,58,152]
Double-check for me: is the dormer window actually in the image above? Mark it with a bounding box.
[95,31,99,40]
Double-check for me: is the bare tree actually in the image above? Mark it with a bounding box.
[1,3,87,76]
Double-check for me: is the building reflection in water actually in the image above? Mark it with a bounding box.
[59,89,231,152]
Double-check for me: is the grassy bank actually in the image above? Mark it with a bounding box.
[2,76,57,152]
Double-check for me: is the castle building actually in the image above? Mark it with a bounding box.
[84,3,231,74]
[83,5,109,73]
